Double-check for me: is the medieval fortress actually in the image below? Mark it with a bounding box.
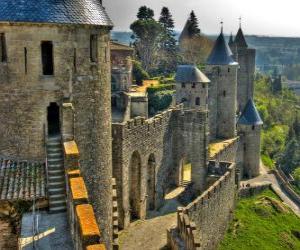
[0,1,263,250]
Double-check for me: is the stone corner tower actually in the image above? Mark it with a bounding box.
[206,28,238,140]
[237,99,263,178]
[230,27,256,113]
[175,64,210,111]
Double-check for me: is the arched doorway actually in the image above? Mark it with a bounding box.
[47,103,60,136]
[178,158,192,187]
[129,151,141,221]
[147,154,156,211]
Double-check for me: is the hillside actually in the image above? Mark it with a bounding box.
[219,189,300,250]
[112,31,300,72]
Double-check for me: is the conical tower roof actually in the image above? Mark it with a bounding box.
[234,28,248,48]
[207,30,237,65]
[175,65,210,83]
[228,33,234,46]
[238,99,263,125]
[179,19,192,42]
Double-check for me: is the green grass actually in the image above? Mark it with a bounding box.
[261,154,275,169]
[219,189,300,250]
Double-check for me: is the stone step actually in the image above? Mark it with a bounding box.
[49,199,66,207]
[48,165,64,171]
[47,158,63,165]
[47,141,61,147]
[49,205,67,214]
[49,175,65,182]
[48,153,63,158]
[48,169,65,175]
[49,193,66,202]
[48,181,65,189]
[47,146,62,152]
[47,135,61,141]
[48,187,66,195]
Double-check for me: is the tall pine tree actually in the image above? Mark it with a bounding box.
[158,7,177,74]
[187,11,201,37]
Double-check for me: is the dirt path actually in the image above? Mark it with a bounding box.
[119,188,184,250]
[241,163,300,216]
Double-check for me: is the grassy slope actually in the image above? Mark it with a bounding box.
[219,189,300,250]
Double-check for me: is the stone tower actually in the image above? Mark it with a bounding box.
[0,0,113,248]
[230,27,256,113]
[206,29,238,140]
[238,99,263,178]
[175,65,210,110]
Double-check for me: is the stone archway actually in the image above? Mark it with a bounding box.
[147,154,156,211]
[129,151,142,221]
[178,158,192,187]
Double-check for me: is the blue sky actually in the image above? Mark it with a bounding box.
[104,0,300,37]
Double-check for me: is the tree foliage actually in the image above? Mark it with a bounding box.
[157,7,178,74]
[132,60,149,85]
[187,11,201,37]
[254,74,300,172]
[130,6,163,73]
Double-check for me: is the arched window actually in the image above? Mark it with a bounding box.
[181,83,186,88]
[195,97,200,106]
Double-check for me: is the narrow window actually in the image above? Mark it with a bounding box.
[228,67,230,73]
[90,34,98,62]
[24,47,27,74]
[192,83,196,88]
[195,97,200,106]
[73,48,77,73]
[252,125,255,130]
[181,83,186,88]
[202,83,205,88]
[0,33,7,62]
[41,41,54,75]
[223,90,226,97]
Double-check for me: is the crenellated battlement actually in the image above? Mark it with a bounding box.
[168,161,237,250]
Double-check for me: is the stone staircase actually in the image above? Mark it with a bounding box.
[47,135,66,213]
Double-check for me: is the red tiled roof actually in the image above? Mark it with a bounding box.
[0,159,46,201]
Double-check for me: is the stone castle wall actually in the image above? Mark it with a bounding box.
[206,65,238,140]
[236,48,256,112]
[0,23,113,248]
[112,106,209,228]
[168,161,237,250]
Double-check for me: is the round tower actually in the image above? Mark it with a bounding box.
[206,27,239,140]
[175,65,210,110]
[238,99,263,178]
[232,26,256,113]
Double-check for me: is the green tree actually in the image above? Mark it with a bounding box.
[130,7,162,73]
[293,167,300,187]
[137,6,154,20]
[280,138,300,173]
[132,60,149,85]
[187,11,201,37]
[158,7,178,74]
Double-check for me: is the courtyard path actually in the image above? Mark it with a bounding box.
[241,163,300,216]
[118,187,185,250]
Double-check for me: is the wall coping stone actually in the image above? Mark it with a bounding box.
[70,177,88,202]
[86,244,106,250]
[64,141,80,157]
[76,204,101,241]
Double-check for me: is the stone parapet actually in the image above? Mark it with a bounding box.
[168,161,237,250]
[64,140,109,250]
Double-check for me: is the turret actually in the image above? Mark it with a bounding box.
[232,26,256,113]
[175,65,210,110]
[206,27,238,140]
[238,99,263,178]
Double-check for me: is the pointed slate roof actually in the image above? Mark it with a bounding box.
[234,28,248,48]
[179,19,192,42]
[207,31,237,65]
[238,99,263,125]
[0,0,113,26]
[175,65,210,83]
[228,33,234,46]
